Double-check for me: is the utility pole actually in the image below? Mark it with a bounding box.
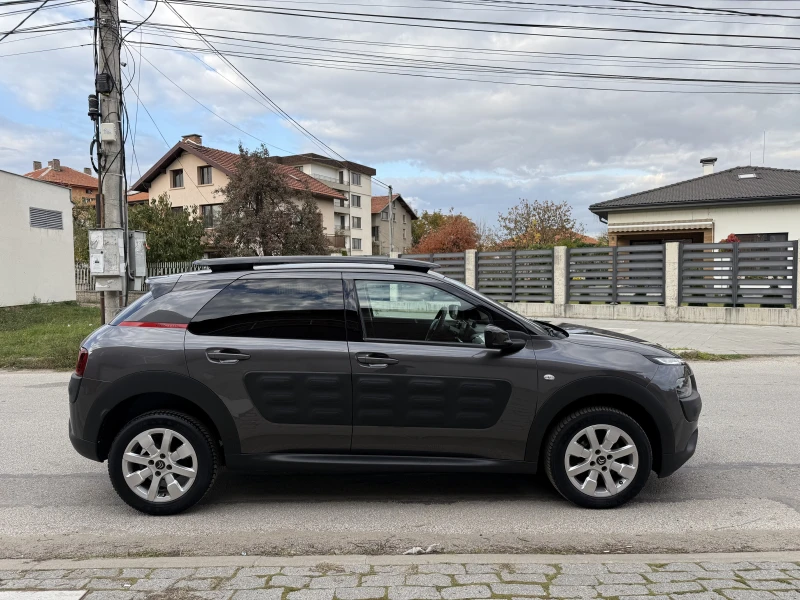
[96,0,126,322]
[388,184,394,255]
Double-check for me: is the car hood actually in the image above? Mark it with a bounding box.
[552,322,678,357]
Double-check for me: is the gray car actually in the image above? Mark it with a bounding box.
[69,256,701,515]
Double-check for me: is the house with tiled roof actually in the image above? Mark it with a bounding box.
[371,193,417,255]
[24,160,98,205]
[131,135,378,255]
[590,158,800,246]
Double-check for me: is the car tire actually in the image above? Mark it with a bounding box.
[544,406,652,509]
[108,411,219,515]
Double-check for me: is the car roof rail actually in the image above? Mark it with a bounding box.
[193,255,439,273]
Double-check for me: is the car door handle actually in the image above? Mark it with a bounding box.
[356,353,399,367]
[206,349,251,364]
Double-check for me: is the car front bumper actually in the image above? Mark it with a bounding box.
[659,426,698,477]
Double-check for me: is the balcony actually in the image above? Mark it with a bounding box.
[310,172,351,192]
[326,234,347,249]
[333,198,350,213]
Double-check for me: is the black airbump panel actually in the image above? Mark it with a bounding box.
[244,372,352,425]
[354,375,511,429]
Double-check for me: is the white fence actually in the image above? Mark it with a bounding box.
[75,261,202,292]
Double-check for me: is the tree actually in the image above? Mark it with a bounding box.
[72,204,96,262]
[412,209,452,245]
[496,199,584,249]
[720,233,740,243]
[410,214,479,254]
[128,193,205,262]
[595,229,609,247]
[214,144,329,256]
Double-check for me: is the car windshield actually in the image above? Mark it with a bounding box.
[428,272,565,338]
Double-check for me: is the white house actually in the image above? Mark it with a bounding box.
[590,159,800,246]
[0,169,75,306]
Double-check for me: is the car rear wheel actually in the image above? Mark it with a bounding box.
[108,411,219,515]
[544,406,652,508]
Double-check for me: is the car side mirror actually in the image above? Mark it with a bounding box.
[484,325,526,353]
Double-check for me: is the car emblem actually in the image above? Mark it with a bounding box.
[544,374,555,381]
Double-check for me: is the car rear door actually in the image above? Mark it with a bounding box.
[185,272,352,455]
[343,272,538,461]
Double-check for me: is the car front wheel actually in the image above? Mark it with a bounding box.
[544,406,652,508]
[108,411,219,515]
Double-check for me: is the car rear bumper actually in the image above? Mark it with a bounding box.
[69,419,102,462]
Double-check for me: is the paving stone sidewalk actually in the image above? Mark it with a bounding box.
[1,560,798,600]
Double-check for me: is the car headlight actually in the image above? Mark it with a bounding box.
[676,365,693,399]
[646,356,685,366]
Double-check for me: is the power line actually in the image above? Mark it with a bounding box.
[0,0,50,41]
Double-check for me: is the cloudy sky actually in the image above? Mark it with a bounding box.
[2,0,800,235]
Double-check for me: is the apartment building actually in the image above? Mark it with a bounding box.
[131,136,377,255]
[371,193,417,255]
[130,136,353,253]
[272,153,377,255]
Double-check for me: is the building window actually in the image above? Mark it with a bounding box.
[403,214,407,224]
[352,216,362,229]
[29,207,63,230]
[734,232,789,242]
[352,238,362,250]
[381,210,388,221]
[338,171,345,184]
[351,195,361,208]
[352,172,362,186]
[171,206,184,215]
[198,166,212,185]
[392,213,396,222]
[201,204,222,228]
[171,169,184,188]
[403,228,406,240]
[296,166,303,172]
[372,226,380,240]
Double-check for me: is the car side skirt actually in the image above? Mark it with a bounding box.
[225,453,538,474]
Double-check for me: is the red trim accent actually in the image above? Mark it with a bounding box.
[75,347,89,377]
[118,321,188,329]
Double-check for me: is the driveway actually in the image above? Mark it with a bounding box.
[1,357,798,559]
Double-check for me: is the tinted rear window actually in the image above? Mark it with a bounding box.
[110,292,153,325]
[189,278,346,341]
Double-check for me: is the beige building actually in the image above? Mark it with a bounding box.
[371,194,417,255]
[590,159,800,246]
[131,135,378,256]
[0,169,75,306]
[24,159,98,205]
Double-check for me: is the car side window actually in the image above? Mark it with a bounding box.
[355,280,491,344]
[189,278,346,341]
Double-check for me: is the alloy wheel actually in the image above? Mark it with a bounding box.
[563,424,639,497]
[121,428,198,503]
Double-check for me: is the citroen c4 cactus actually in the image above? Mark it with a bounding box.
[68,256,701,514]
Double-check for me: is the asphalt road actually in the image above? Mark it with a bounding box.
[1,357,799,560]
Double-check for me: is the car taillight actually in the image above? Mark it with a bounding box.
[75,348,89,377]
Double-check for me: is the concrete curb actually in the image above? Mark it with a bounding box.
[2,551,799,571]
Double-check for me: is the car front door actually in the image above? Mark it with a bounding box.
[185,272,352,455]
[344,273,538,461]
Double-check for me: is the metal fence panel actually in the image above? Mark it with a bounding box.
[681,241,797,307]
[472,250,554,302]
[568,245,665,304]
[400,252,466,282]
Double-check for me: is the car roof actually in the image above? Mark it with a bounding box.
[193,255,438,273]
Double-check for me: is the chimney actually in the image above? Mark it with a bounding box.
[700,156,717,175]
[84,168,92,175]
[52,159,61,171]
[181,133,202,145]
[33,161,42,170]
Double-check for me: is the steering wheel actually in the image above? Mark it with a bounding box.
[425,306,448,341]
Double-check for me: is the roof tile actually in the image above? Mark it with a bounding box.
[591,166,800,215]
[24,165,98,189]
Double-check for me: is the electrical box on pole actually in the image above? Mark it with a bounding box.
[89,228,126,292]
[128,230,148,291]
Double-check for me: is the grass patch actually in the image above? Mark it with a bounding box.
[670,348,748,361]
[0,302,101,370]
